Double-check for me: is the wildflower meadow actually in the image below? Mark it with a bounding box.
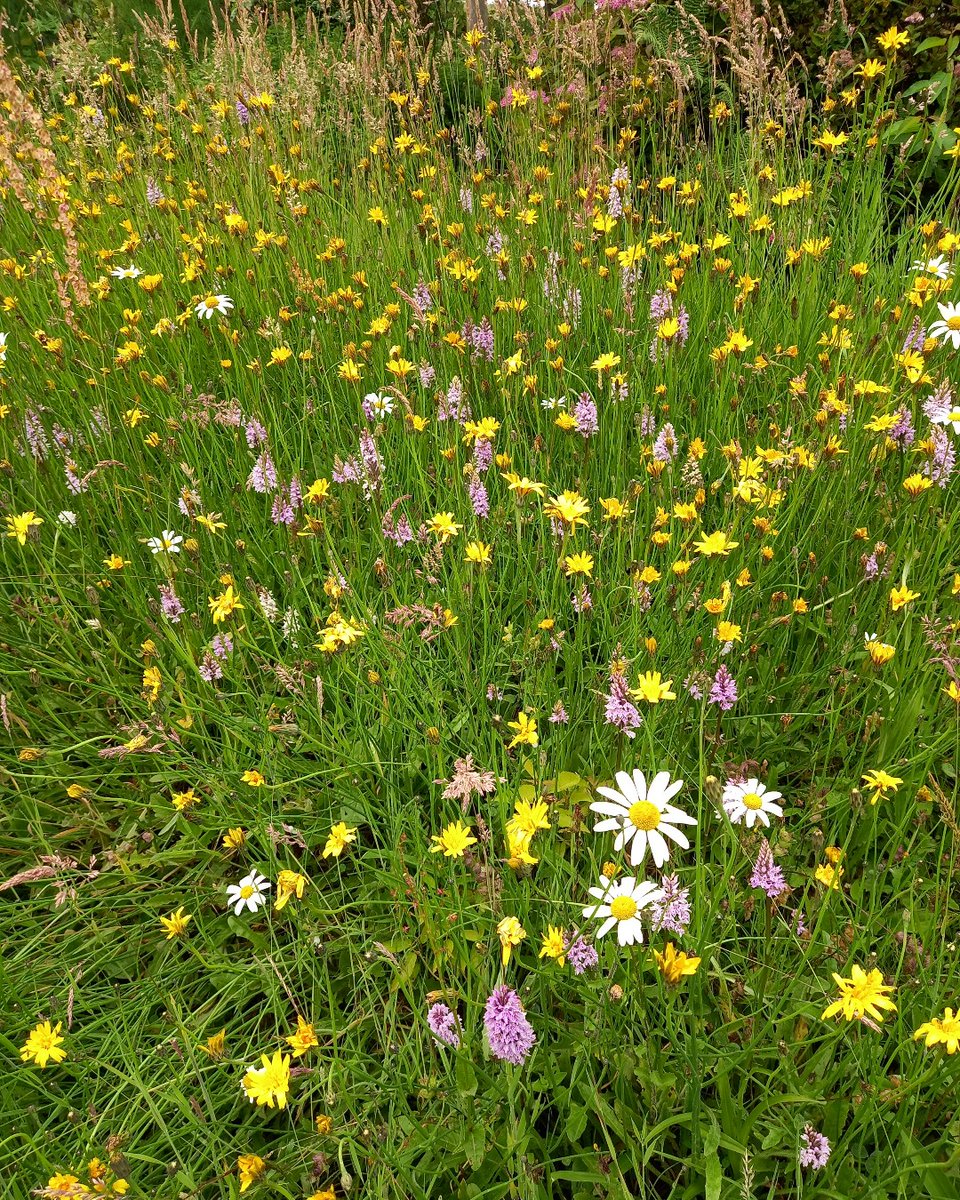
[2,3,960,1198]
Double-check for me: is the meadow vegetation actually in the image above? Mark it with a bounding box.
[2,4,960,1198]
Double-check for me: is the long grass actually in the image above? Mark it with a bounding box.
[1,6,959,1199]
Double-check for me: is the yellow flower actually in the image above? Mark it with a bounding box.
[944,680,960,704]
[368,206,388,226]
[200,1029,226,1059]
[693,530,739,557]
[323,821,358,858]
[822,964,896,1024]
[876,25,909,55]
[865,637,895,666]
[590,351,621,374]
[505,828,538,869]
[715,620,742,645]
[503,472,546,499]
[812,129,848,154]
[497,915,526,965]
[914,1008,960,1054]
[274,869,309,911]
[20,1019,67,1068]
[142,665,162,703]
[241,1050,292,1108]
[209,584,244,623]
[237,1154,266,1193]
[103,553,130,570]
[653,942,701,986]
[338,358,361,383]
[599,497,630,521]
[306,478,330,503]
[544,490,590,529]
[563,551,594,577]
[507,798,550,841]
[861,769,903,803]
[426,512,463,542]
[429,820,477,857]
[815,861,844,889]
[856,58,886,81]
[160,907,191,939]
[242,769,265,787]
[632,671,676,704]
[507,710,538,749]
[539,925,567,965]
[5,510,43,545]
[285,1015,319,1057]
[903,473,932,497]
[223,826,247,850]
[465,540,493,567]
[889,584,920,611]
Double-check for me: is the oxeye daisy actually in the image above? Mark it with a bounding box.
[590,769,696,868]
[581,875,664,946]
[911,254,953,280]
[927,300,960,349]
[226,871,271,915]
[364,391,394,416]
[929,399,960,434]
[721,777,783,828]
[110,263,143,279]
[146,529,183,555]
[194,293,234,319]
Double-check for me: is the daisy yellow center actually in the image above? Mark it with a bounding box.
[204,295,218,309]
[240,884,254,899]
[950,409,960,422]
[947,316,960,331]
[609,895,638,921]
[742,792,763,810]
[628,800,661,830]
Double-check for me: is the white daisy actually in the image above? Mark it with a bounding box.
[541,396,567,410]
[0,331,8,354]
[226,871,271,916]
[194,293,234,319]
[110,264,143,279]
[57,510,77,526]
[931,401,960,434]
[927,301,960,350]
[911,254,953,281]
[364,391,394,417]
[146,530,183,555]
[721,777,783,828]
[582,875,664,946]
[590,769,696,868]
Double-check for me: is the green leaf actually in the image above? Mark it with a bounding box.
[455,1055,478,1097]
[704,1151,722,1200]
[566,1104,588,1142]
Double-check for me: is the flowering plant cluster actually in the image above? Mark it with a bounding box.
[3,12,960,1200]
